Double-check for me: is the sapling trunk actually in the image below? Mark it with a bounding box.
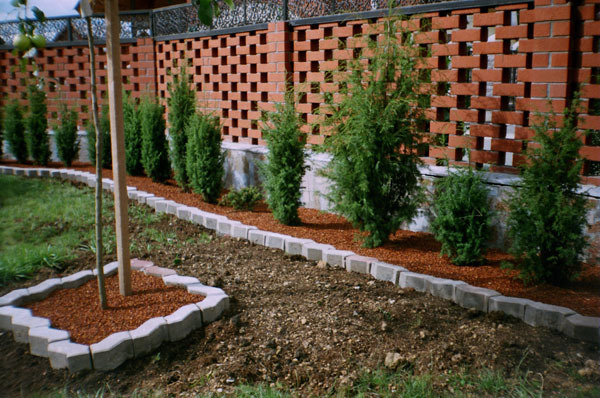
[86,15,107,309]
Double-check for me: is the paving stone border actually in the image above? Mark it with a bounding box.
[2,165,598,346]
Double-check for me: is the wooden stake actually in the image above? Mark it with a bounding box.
[104,0,131,296]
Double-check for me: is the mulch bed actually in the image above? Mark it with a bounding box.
[4,159,600,317]
[25,270,202,345]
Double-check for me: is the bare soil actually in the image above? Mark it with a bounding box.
[0,197,598,397]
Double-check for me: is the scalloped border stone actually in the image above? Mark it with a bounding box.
[0,255,229,371]
[3,166,598,346]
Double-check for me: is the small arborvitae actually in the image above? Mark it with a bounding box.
[168,67,196,189]
[186,113,224,203]
[3,100,28,163]
[319,15,428,247]
[140,98,171,183]
[430,169,492,266]
[26,84,50,165]
[123,93,144,176]
[260,90,307,225]
[55,104,79,167]
[507,96,588,286]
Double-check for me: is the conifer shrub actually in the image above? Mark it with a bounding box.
[168,67,196,189]
[3,100,28,163]
[260,90,307,225]
[219,186,263,211]
[185,113,224,203]
[0,108,3,158]
[319,16,429,248]
[140,98,171,182]
[54,104,79,167]
[26,85,50,165]
[86,105,112,168]
[123,94,144,176]
[507,98,588,285]
[430,169,492,266]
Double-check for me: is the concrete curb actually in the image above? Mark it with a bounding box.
[4,166,598,345]
[0,256,229,371]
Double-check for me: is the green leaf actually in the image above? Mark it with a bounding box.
[196,0,214,26]
[31,6,46,23]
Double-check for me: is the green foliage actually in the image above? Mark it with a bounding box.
[429,169,492,266]
[26,84,50,165]
[3,100,28,163]
[219,186,263,211]
[55,104,79,167]
[123,93,144,176]
[86,105,112,168]
[168,67,196,189]
[140,98,171,182]
[185,112,224,203]
[260,90,307,225]
[507,97,588,285]
[191,0,234,26]
[319,16,428,248]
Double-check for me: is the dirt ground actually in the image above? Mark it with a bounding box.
[0,196,599,397]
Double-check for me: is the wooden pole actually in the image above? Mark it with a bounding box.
[104,0,132,296]
[86,14,108,309]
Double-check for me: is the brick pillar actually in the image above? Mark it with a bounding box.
[131,37,157,98]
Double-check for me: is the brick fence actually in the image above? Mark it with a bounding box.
[0,0,599,184]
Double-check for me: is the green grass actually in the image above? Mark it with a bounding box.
[0,176,114,284]
[0,175,163,286]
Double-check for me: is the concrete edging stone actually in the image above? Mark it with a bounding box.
[4,166,598,347]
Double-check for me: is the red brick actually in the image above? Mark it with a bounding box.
[450,109,480,122]
[495,25,528,39]
[473,41,504,54]
[472,69,502,82]
[470,150,500,164]
[583,21,600,36]
[471,96,501,109]
[432,15,461,30]
[451,29,482,42]
[518,69,568,83]
[492,111,524,125]
[582,54,600,68]
[432,69,459,82]
[491,138,523,153]
[581,85,600,99]
[432,95,458,108]
[519,38,570,52]
[580,115,600,130]
[448,134,477,148]
[431,43,460,56]
[533,23,551,37]
[493,83,526,97]
[581,146,600,162]
[415,31,441,44]
[494,54,527,68]
[531,83,549,97]
[452,56,482,68]
[450,83,479,95]
[520,5,571,23]
[430,121,457,134]
[470,124,503,138]
[473,12,505,27]
[552,20,572,36]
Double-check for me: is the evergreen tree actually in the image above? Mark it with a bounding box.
[26,84,50,165]
[123,93,144,176]
[55,104,79,167]
[3,101,28,163]
[140,98,171,182]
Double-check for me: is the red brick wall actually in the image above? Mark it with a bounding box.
[1,0,599,184]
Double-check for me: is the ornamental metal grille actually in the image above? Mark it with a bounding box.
[0,0,453,46]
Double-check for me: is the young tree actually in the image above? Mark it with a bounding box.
[320,16,429,247]
[140,98,171,182]
[507,98,588,285]
[3,101,28,163]
[261,90,307,225]
[168,67,196,189]
[26,84,50,166]
[186,113,224,203]
[55,104,79,167]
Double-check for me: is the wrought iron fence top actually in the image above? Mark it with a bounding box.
[0,0,506,47]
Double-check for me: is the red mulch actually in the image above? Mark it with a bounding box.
[25,270,202,345]
[5,160,600,317]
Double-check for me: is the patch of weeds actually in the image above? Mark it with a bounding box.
[141,228,176,245]
[198,232,213,244]
[129,203,165,225]
[219,187,263,211]
[343,369,435,398]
